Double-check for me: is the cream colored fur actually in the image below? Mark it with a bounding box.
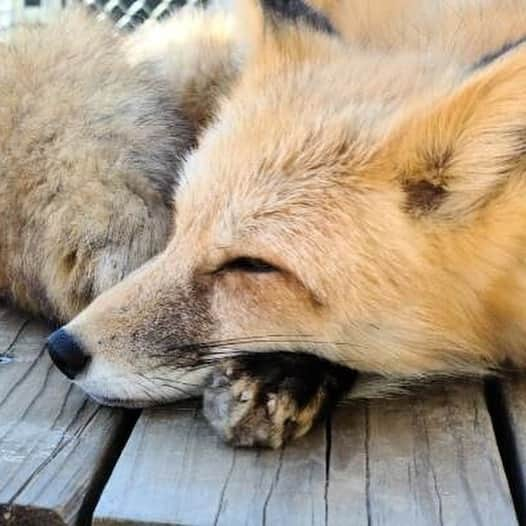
[0,7,238,321]
[56,0,526,406]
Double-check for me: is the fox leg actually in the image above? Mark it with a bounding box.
[203,353,357,448]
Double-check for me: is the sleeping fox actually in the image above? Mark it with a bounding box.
[5,0,526,448]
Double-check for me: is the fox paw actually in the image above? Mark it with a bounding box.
[203,353,357,448]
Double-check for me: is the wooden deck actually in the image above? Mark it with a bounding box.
[1,303,525,526]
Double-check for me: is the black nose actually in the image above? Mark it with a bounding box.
[46,329,90,379]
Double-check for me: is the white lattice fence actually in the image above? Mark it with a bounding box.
[0,0,205,37]
[84,0,204,30]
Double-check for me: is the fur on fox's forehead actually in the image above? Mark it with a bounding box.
[177,97,371,248]
[177,0,526,252]
[175,13,463,233]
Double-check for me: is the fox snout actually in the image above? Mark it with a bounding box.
[47,328,91,379]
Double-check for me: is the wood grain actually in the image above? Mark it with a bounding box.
[0,304,135,526]
[93,402,328,526]
[329,382,516,526]
[95,381,516,526]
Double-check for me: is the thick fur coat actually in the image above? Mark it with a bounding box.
[6,0,526,447]
[0,7,237,320]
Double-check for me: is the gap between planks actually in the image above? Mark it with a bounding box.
[2,302,525,526]
[0,303,138,526]
[94,381,517,526]
[486,376,526,526]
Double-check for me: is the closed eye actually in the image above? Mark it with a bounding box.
[216,257,278,274]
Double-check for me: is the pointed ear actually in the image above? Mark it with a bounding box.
[260,0,335,33]
[235,0,337,62]
[387,45,526,220]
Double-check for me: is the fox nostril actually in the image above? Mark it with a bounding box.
[46,328,91,380]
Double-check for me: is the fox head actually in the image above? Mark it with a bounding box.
[49,0,526,406]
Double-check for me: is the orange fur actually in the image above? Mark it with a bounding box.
[312,0,526,64]
[49,0,526,405]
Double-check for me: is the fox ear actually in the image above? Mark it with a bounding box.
[236,0,336,60]
[258,0,335,33]
[388,45,526,221]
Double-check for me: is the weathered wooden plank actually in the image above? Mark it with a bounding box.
[0,305,29,357]
[496,376,526,523]
[95,380,514,526]
[0,303,135,526]
[328,382,517,526]
[93,403,328,526]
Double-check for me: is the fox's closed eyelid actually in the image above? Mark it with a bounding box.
[215,257,279,274]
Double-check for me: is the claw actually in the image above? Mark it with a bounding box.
[266,394,277,415]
